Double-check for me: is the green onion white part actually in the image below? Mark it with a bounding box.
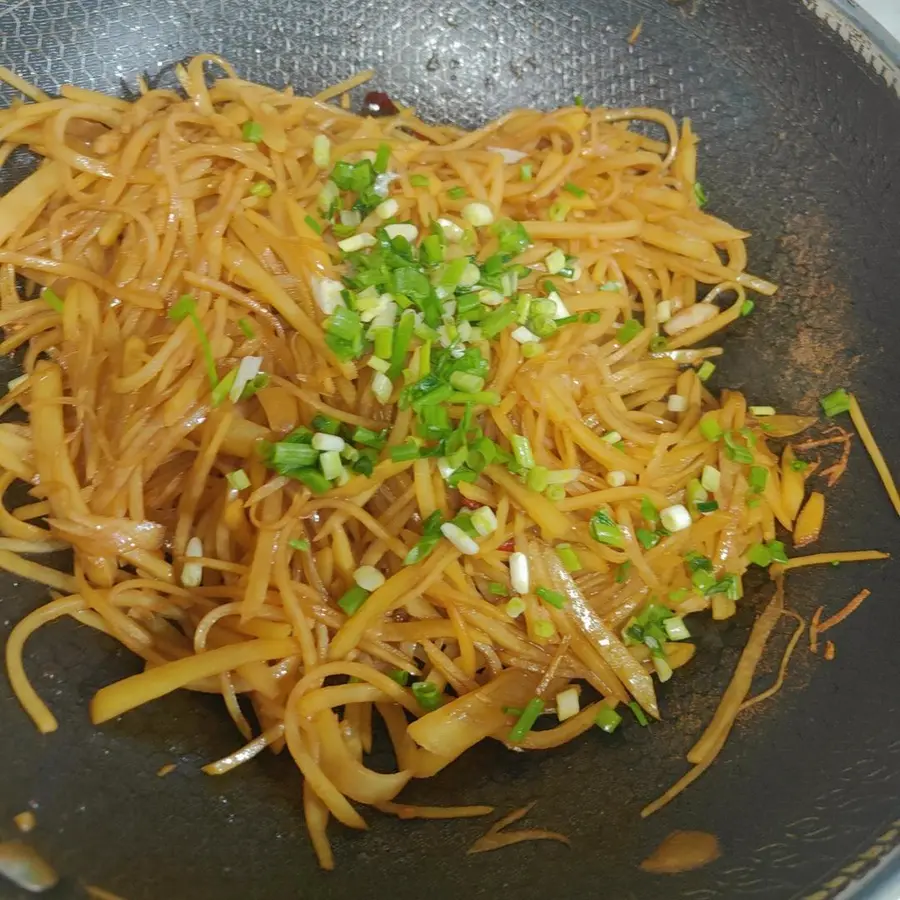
[749,405,776,416]
[653,656,673,682]
[337,233,377,252]
[311,277,345,315]
[656,300,672,323]
[664,617,690,640]
[555,687,580,721]
[545,249,566,274]
[384,223,418,242]
[606,470,627,488]
[471,506,498,536]
[353,565,386,592]
[375,198,399,219]
[339,209,361,228]
[437,218,465,242]
[181,537,204,588]
[509,551,529,594]
[226,469,250,491]
[440,522,479,555]
[311,433,345,452]
[660,503,692,533]
[667,394,688,413]
[545,468,580,485]
[664,302,717,335]
[319,450,344,481]
[461,203,494,227]
[701,465,721,493]
[505,596,526,618]
[372,372,392,403]
[511,325,540,344]
[229,356,263,403]
[601,431,622,444]
[488,146,527,163]
[312,134,331,169]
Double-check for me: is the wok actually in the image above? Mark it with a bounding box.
[0,0,899,897]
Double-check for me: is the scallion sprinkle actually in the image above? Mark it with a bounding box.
[535,586,566,608]
[338,584,369,616]
[595,706,622,733]
[820,388,851,417]
[411,680,443,711]
[508,697,545,743]
[242,120,264,143]
[41,288,64,312]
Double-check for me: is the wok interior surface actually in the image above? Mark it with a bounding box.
[0,0,899,897]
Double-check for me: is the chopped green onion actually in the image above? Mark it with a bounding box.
[599,281,621,292]
[447,186,467,200]
[555,543,581,573]
[697,360,716,382]
[723,430,754,464]
[520,164,533,182]
[696,500,719,513]
[699,416,723,442]
[616,319,642,344]
[492,219,531,255]
[589,509,623,547]
[319,450,344,481]
[480,303,518,339]
[545,483,565,501]
[210,368,238,407]
[249,181,272,198]
[338,584,369,616]
[574,94,584,107]
[489,581,509,597]
[373,142,391,174]
[411,680,443,711]
[629,701,649,727]
[821,388,851,417]
[304,214,323,235]
[390,440,422,462]
[237,317,255,339]
[242,120,264,143]
[641,497,659,524]
[388,669,410,686]
[168,295,218,388]
[741,299,755,316]
[636,528,660,550]
[684,551,713,573]
[508,697,545,743]
[563,181,586,198]
[790,459,809,472]
[535,586,566,609]
[352,426,387,449]
[594,706,622,734]
[311,414,341,435]
[510,434,535,469]
[548,201,569,221]
[449,371,485,393]
[226,469,251,491]
[41,287,64,312]
[289,538,310,552]
[389,310,416,379]
[664,617,690,641]
[582,311,601,324]
[747,543,772,567]
[767,540,789,563]
[409,174,430,187]
[693,181,707,207]
[526,465,549,493]
[748,465,768,493]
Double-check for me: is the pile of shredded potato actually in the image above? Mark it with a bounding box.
[0,56,891,869]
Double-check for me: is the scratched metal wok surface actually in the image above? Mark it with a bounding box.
[0,0,899,898]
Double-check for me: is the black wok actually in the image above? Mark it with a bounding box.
[0,0,899,897]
